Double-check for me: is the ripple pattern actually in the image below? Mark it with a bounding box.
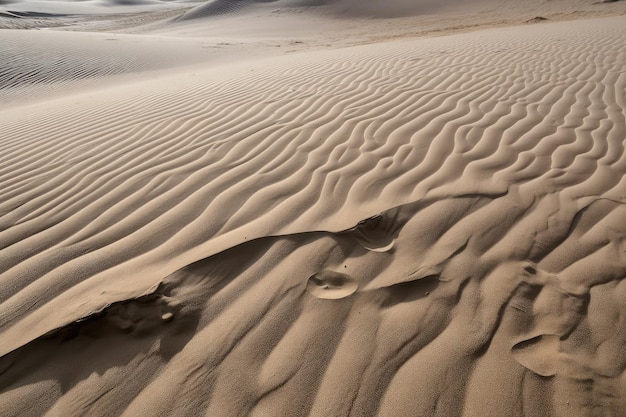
[0,15,625,417]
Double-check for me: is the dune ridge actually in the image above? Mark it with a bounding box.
[1,5,626,417]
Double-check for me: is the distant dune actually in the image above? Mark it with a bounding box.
[1,0,626,416]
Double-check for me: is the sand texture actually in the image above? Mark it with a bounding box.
[1,0,626,416]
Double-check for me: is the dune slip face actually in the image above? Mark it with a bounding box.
[1,7,626,417]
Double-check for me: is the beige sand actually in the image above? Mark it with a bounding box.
[1,0,626,416]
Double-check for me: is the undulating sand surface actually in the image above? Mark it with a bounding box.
[1,1,626,416]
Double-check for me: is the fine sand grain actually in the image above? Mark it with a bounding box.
[1,1,626,416]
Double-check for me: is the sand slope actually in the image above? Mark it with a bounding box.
[1,3,626,416]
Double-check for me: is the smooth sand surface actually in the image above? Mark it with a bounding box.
[1,1,626,416]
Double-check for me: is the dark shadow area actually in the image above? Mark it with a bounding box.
[0,285,201,415]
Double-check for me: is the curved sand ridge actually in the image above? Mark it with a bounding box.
[1,15,626,417]
[178,0,253,20]
[174,0,626,20]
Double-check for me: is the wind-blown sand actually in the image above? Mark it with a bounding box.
[1,0,626,416]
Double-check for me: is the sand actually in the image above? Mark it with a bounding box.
[1,0,626,416]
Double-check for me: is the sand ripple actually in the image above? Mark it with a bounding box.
[1,14,626,417]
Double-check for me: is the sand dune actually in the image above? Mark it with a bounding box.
[175,0,626,19]
[1,0,626,416]
[0,29,222,105]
